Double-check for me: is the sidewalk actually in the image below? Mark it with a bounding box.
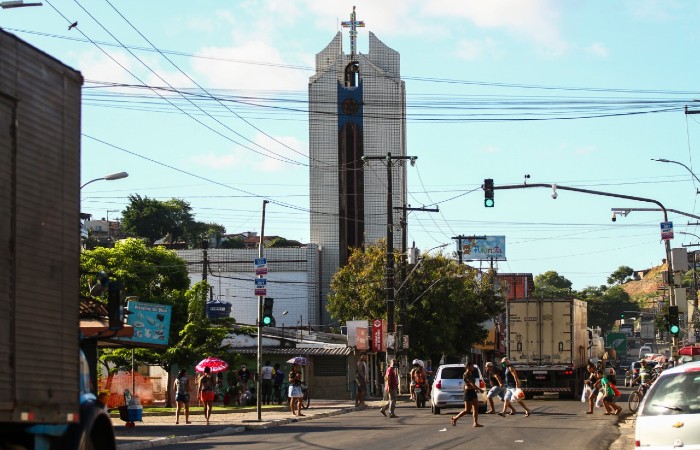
[113,399,636,450]
[113,399,385,450]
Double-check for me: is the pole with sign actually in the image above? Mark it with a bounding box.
[661,221,674,240]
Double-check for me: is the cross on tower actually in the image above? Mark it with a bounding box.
[341,6,365,56]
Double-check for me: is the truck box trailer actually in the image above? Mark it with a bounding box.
[507,298,588,398]
[0,29,115,449]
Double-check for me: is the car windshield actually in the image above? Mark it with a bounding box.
[640,371,700,416]
[440,367,465,379]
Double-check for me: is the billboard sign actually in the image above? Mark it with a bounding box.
[459,235,506,261]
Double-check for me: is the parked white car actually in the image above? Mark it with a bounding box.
[634,361,700,449]
[430,363,487,415]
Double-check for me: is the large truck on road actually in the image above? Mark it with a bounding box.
[0,29,116,449]
[507,298,588,398]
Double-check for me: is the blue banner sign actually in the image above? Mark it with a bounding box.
[120,301,172,347]
[458,235,506,261]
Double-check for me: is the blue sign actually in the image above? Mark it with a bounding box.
[254,257,268,275]
[660,221,674,240]
[254,278,267,296]
[459,235,506,261]
[120,301,172,347]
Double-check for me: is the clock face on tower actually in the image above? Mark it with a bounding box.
[342,98,359,115]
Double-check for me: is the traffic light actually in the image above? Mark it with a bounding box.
[484,178,494,207]
[107,279,124,330]
[262,297,274,326]
[668,305,680,336]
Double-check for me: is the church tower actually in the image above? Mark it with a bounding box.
[309,8,407,326]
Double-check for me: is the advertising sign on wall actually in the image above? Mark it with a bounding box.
[459,235,506,261]
[118,301,172,347]
[372,319,383,353]
[356,327,368,350]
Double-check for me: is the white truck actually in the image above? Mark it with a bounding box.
[507,298,588,398]
[0,29,116,449]
[640,320,655,341]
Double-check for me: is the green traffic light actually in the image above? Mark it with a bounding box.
[484,198,494,208]
[263,316,272,326]
[670,324,680,335]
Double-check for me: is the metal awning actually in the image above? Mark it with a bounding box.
[235,347,353,356]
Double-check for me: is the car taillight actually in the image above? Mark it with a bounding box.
[435,380,442,389]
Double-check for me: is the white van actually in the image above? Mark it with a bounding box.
[639,345,652,359]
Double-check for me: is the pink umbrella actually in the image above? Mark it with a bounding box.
[195,356,229,373]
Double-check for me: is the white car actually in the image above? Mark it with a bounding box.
[634,361,700,449]
[638,345,652,359]
[430,363,487,415]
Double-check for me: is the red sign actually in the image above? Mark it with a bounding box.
[356,327,368,350]
[372,319,383,353]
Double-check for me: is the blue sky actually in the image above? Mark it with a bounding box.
[4,0,700,290]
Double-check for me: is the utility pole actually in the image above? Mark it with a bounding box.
[256,200,268,421]
[201,239,209,319]
[362,153,416,363]
[395,204,438,354]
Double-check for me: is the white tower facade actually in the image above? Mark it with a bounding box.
[309,24,407,326]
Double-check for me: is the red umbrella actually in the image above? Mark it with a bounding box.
[195,356,229,373]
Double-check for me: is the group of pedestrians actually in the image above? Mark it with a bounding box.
[172,360,294,425]
[451,357,532,428]
[584,362,622,415]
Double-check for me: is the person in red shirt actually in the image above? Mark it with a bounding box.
[379,359,399,418]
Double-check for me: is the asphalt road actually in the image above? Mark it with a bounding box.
[160,394,621,449]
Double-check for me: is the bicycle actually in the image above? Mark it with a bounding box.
[628,381,650,413]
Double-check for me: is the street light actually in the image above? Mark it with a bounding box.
[652,158,700,194]
[80,171,128,189]
[1,1,42,8]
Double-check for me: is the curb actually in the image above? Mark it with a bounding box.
[116,405,363,449]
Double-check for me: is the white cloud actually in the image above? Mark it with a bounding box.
[191,41,309,91]
[626,0,681,21]
[420,0,567,55]
[584,42,609,58]
[574,146,596,156]
[455,37,499,61]
[188,133,307,173]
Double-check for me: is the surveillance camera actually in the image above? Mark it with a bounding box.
[611,212,617,222]
[551,192,558,200]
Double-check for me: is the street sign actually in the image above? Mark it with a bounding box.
[254,278,267,296]
[254,257,268,275]
[661,221,674,240]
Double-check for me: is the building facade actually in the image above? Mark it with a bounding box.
[309,19,407,325]
[176,246,322,329]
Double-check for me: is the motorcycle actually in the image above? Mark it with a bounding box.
[414,382,428,408]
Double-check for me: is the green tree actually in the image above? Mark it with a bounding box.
[533,271,573,298]
[120,194,171,244]
[81,239,236,407]
[267,237,303,247]
[607,265,635,285]
[578,284,637,333]
[220,237,245,249]
[328,242,502,363]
